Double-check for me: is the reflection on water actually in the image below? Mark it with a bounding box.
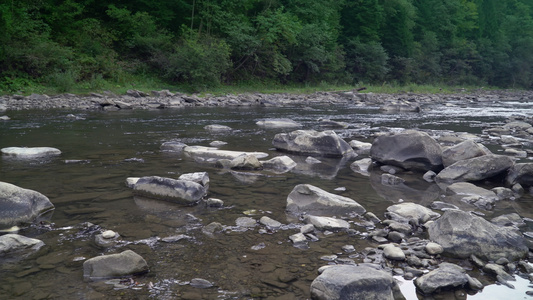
[0,102,532,299]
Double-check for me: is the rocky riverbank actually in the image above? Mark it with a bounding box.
[0,89,532,112]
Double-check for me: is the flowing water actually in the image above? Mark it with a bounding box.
[1,99,533,299]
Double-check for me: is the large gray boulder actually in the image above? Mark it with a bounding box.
[441,140,491,167]
[436,155,514,184]
[1,147,61,158]
[83,250,149,280]
[310,264,405,300]
[427,210,528,261]
[445,182,498,210]
[414,263,469,294]
[272,130,354,157]
[0,234,45,257]
[0,182,55,230]
[370,130,443,171]
[286,184,366,217]
[506,163,533,187]
[133,176,206,204]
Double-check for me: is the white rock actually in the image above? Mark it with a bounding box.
[1,147,61,158]
[303,215,350,231]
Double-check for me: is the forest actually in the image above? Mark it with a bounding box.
[1,0,533,93]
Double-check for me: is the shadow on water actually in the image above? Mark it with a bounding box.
[0,102,532,299]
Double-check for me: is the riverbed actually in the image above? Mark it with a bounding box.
[1,94,533,299]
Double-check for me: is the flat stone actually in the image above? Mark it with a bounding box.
[1,147,61,158]
[303,215,350,231]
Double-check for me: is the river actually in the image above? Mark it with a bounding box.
[1,98,533,299]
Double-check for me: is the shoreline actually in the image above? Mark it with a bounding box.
[1,89,532,112]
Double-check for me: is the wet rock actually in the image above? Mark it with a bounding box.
[381,174,405,185]
[318,118,349,128]
[423,171,436,182]
[300,224,315,234]
[190,278,214,288]
[178,172,209,191]
[506,163,533,187]
[133,176,206,204]
[95,230,120,247]
[209,140,227,147]
[0,181,55,230]
[83,250,148,280]
[349,140,372,155]
[260,155,297,173]
[286,184,366,217]
[414,262,469,294]
[383,244,406,261]
[483,263,513,281]
[1,146,61,158]
[385,202,440,224]
[491,213,526,228]
[441,140,491,167]
[303,215,350,231]
[256,118,302,129]
[491,187,515,200]
[259,216,283,229]
[204,124,232,133]
[0,233,44,257]
[218,154,262,170]
[202,222,223,236]
[160,141,188,152]
[0,115,10,120]
[272,130,355,157]
[289,233,307,244]
[436,155,514,184]
[183,146,268,161]
[350,158,372,176]
[310,264,405,300]
[205,198,224,207]
[306,156,322,164]
[235,217,257,228]
[125,177,139,188]
[427,210,528,261]
[370,130,443,172]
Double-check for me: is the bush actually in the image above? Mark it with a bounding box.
[158,31,231,89]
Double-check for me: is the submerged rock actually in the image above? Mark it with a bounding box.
[310,264,405,300]
[160,141,188,152]
[370,130,443,172]
[272,130,354,157]
[83,250,148,280]
[204,124,232,133]
[427,210,528,261]
[0,233,45,257]
[0,181,55,230]
[133,176,206,204]
[286,184,366,217]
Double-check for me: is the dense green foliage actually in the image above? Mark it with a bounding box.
[1,0,533,93]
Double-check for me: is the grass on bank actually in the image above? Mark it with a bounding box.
[0,73,496,97]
